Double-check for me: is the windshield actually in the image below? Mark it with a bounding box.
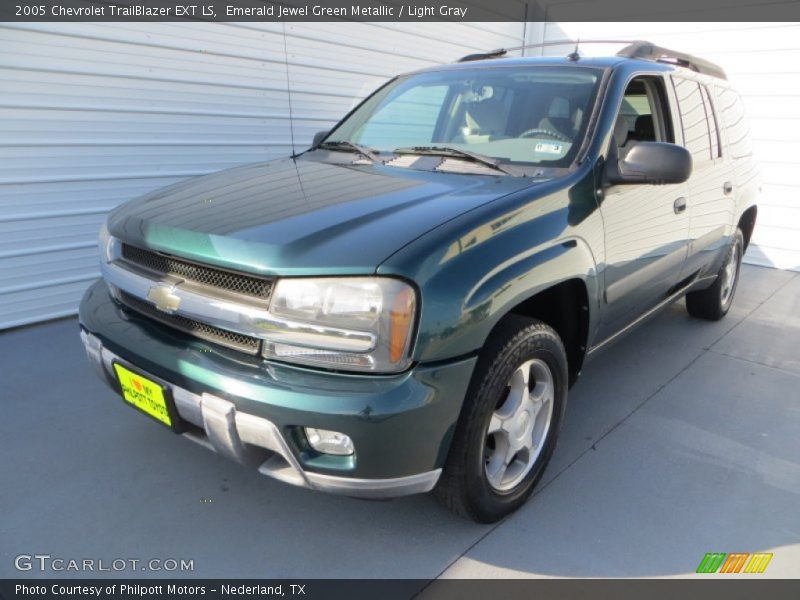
[324,65,603,170]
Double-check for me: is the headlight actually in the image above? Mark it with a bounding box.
[98,222,119,263]
[262,277,416,373]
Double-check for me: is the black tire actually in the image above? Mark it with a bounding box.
[686,228,744,321]
[434,314,568,523]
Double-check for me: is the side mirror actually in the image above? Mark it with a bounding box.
[606,142,692,186]
[312,130,329,148]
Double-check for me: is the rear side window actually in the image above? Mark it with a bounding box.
[671,77,712,162]
[717,87,754,159]
[701,86,721,158]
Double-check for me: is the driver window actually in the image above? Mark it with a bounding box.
[614,77,673,150]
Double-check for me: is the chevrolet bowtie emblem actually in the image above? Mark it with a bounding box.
[147,285,181,313]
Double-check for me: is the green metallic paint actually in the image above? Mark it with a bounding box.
[80,56,758,485]
[106,156,538,276]
[79,280,476,479]
[377,167,603,363]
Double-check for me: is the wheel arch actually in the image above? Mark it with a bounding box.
[462,238,598,387]
[491,278,591,387]
[738,204,757,251]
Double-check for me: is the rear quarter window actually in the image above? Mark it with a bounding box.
[716,87,754,159]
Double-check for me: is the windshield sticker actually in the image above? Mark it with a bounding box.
[535,142,564,154]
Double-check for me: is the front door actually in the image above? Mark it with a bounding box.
[597,75,691,340]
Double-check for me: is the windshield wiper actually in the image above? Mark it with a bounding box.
[393,146,521,176]
[317,140,382,164]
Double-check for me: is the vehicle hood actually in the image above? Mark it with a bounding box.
[107,155,539,275]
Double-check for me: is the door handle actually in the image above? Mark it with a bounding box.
[674,197,687,214]
[723,181,734,195]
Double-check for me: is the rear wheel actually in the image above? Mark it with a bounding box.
[686,228,744,321]
[434,315,567,523]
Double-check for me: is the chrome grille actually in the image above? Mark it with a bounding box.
[121,244,273,300]
[119,291,261,355]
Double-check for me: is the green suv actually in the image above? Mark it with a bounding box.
[79,42,759,522]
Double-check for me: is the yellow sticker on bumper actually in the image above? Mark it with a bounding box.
[113,363,172,427]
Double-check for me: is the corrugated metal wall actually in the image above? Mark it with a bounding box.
[4,20,798,329]
[529,22,800,272]
[0,21,525,329]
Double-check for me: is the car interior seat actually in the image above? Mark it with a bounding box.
[614,114,631,149]
[460,98,509,143]
[628,114,656,142]
[537,97,575,139]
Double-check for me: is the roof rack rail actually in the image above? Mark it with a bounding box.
[456,40,640,63]
[457,48,508,62]
[617,41,727,80]
[455,40,727,80]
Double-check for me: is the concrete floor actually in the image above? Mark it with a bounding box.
[1,265,798,579]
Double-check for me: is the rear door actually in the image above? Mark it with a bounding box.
[671,76,735,278]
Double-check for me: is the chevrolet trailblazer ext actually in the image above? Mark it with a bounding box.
[80,42,759,522]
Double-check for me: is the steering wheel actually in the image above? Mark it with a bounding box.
[518,128,571,143]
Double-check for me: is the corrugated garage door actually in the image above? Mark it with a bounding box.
[0,21,525,329]
[531,22,800,272]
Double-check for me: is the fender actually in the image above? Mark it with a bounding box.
[378,171,603,363]
[734,155,761,223]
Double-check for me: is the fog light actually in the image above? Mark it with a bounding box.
[304,428,354,456]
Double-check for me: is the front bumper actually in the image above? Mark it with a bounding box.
[79,279,476,498]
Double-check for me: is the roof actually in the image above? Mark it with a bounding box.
[408,55,631,76]
[410,41,727,80]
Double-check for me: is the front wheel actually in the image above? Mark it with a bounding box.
[686,228,744,321]
[434,315,567,523]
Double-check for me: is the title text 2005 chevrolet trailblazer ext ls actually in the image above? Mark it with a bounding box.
[80,43,759,522]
